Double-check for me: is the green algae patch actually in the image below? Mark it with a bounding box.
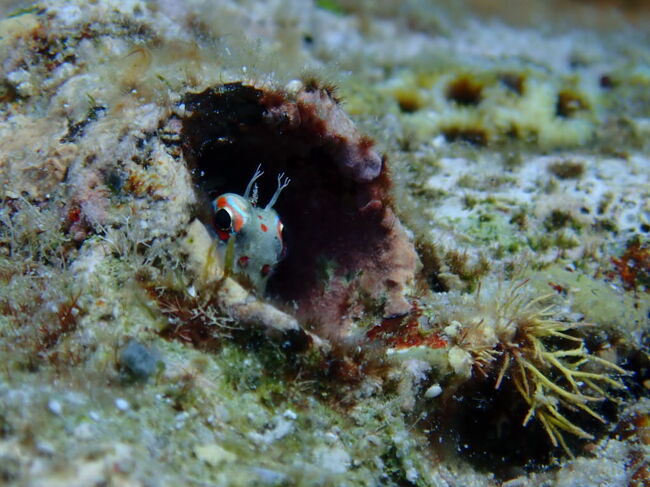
[460,211,528,257]
[315,0,346,15]
[527,266,649,339]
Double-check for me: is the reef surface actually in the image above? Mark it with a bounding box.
[0,1,649,486]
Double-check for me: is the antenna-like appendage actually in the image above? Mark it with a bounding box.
[244,164,264,200]
[266,173,290,209]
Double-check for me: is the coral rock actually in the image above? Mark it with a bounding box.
[182,82,419,338]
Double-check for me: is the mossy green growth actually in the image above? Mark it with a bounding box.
[460,211,527,258]
[527,265,649,342]
[543,209,583,232]
[315,0,346,15]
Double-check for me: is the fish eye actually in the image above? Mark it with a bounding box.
[214,207,233,231]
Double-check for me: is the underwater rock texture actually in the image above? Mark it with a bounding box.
[0,1,649,486]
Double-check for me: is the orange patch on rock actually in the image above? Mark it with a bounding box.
[611,241,650,292]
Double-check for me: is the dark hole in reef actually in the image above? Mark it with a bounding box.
[0,81,19,103]
[414,239,448,292]
[623,346,650,398]
[499,73,525,96]
[504,125,519,139]
[445,76,483,106]
[592,331,649,400]
[60,105,107,144]
[555,90,589,118]
[396,93,422,113]
[441,127,488,147]
[421,377,551,475]
[379,445,419,486]
[548,159,585,179]
[425,370,614,477]
[599,74,615,89]
[181,83,392,322]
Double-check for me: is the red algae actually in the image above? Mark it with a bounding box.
[611,239,650,292]
[366,304,448,349]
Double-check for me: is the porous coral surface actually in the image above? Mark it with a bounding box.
[0,1,649,486]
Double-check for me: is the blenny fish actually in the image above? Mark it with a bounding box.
[211,166,289,292]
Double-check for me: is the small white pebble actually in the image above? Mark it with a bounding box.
[432,135,446,148]
[187,285,197,298]
[323,431,338,443]
[285,79,303,94]
[366,435,382,447]
[406,467,419,482]
[115,398,130,411]
[443,320,462,338]
[502,476,529,487]
[283,409,297,420]
[424,383,442,398]
[74,422,93,440]
[48,399,63,416]
[175,411,189,428]
[36,441,56,456]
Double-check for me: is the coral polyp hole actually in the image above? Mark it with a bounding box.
[555,90,589,118]
[498,73,525,95]
[445,76,483,106]
[440,127,488,147]
[395,91,423,113]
